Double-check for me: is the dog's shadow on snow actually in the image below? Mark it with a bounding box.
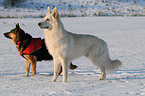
[107,69,145,80]
[0,72,54,76]
[38,69,145,80]
[1,69,145,80]
[0,72,26,76]
[38,71,54,76]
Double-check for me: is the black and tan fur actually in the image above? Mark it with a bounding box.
[4,24,77,76]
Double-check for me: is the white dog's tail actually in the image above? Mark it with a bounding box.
[106,60,122,72]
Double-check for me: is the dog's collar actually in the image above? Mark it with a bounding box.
[16,41,21,45]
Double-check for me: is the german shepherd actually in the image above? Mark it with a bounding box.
[38,7,122,82]
[3,24,77,76]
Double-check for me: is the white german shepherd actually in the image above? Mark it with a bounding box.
[38,7,122,82]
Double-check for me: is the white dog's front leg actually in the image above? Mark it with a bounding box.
[61,59,69,83]
[51,58,61,82]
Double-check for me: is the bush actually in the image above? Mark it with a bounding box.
[3,0,26,7]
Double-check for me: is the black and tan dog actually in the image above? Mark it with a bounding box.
[4,24,77,76]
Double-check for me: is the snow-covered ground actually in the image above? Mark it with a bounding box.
[0,17,145,96]
[0,0,145,18]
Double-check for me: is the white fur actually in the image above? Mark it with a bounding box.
[38,7,122,82]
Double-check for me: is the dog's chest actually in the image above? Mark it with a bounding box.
[44,31,67,56]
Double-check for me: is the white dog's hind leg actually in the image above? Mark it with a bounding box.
[51,58,61,82]
[88,58,106,80]
[98,67,106,80]
[86,50,106,80]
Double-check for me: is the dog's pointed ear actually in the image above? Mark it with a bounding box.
[16,23,20,29]
[47,6,51,14]
[52,7,58,19]
[15,23,20,33]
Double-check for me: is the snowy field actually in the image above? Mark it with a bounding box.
[0,17,145,96]
[0,0,145,18]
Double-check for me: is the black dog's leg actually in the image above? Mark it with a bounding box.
[58,63,77,75]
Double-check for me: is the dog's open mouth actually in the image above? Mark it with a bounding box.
[40,27,49,29]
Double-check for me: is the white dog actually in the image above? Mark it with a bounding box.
[38,7,122,82]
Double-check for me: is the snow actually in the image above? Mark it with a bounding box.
[0,17,145,96]
[0,0,145,18]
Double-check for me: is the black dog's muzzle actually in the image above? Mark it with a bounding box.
[4,32,12,39]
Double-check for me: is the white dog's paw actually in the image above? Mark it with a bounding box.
[62,79,67,83]
[49,79,56,82]
[62,81,67,83]
[98,78,106,80]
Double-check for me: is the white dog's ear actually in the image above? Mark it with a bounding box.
[52,7,58,19]
[47,6,51,14]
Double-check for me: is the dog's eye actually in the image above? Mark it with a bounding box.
[46,19,49,21]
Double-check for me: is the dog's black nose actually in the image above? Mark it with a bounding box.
[38,23,41,26]
[4,32,12,39]
[4,33,7,37]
